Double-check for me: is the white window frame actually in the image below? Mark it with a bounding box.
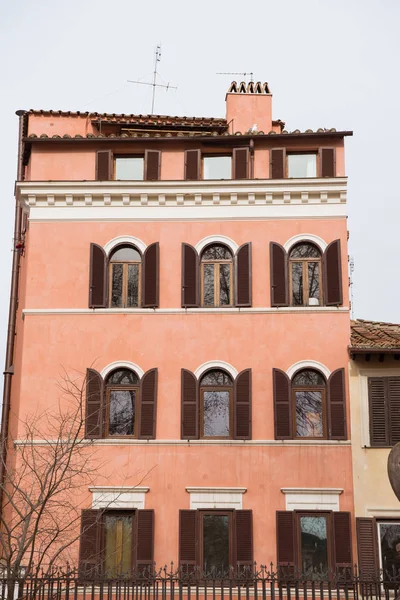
[377,520,400,572]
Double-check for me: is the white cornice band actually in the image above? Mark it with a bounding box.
[22,307,349,316]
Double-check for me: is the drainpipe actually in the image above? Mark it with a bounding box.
[249,138,255,179]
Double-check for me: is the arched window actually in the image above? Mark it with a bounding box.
[289,242,322,306]
[200,369,233,438]
[109,245,142,308]
[201,244,233,307]
[105,368,139,436]
[292,369,326,438]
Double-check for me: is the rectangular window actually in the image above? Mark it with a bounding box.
[201,512,232,574]
[203,156,232,180]
[368,377,400,447]
[202,390,231,437]
[378,522,400,575]
[104,513,133,576]
[299,514,329,579]
[115,157,144,180]
[108,389,137,436]
[287,153,317,178]
[295,390,324,438]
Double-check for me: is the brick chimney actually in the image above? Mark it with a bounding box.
[225,81,272,134]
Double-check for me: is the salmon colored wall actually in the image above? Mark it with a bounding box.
[28,114,96,137]
[226,93,272,133]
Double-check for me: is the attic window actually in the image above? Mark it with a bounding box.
[115,156,144,180]
[287,153,317,178]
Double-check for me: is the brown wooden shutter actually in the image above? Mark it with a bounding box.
[270,148,285,179]
[328,368,347,440]
[78,509,103,577]
[270,242,288,307]
[276,511,296,572]
[356,518,379,577]
[234,369,252,440]
[89,243,108,308]
[368,377,388,446]
[233,148,249,179]
[323,239,343,306]
[96,150,112,181]
[142,242,160,308]
[388,377,400,445]
[333,512,352,573]
[235,242,252,307]
[85,368,104,439]
[234,510,253,571]
[139,369,158,439]
[320,148,336,177]
[182,243,199,308]
[179,510,198,571]
[181,369,199,439]
[184,149,201,180]
[273,369,292,439]
[144,150,161,181]
[136,509,154,573]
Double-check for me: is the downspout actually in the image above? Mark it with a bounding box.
[249,138,255,179]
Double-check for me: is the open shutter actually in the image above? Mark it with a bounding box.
[235,242,252,307]
[388,377,400,445]
[136,510,154,573]
[320,148,336,177]
[85,368,104,439]
[323,239,343,306]
[273,369,292,439]
[78,509,103,578]
[356,518,378,577]
[96,150,112,181]
[276,511,296,574]
[270,242,288,307]
[142,242,160,308]
[185,149,201,180]
[234,369,252,440]
[144,150,161,181]
[368,377,388,446]
[270,148,285,179]
[328,368,347,440]
[234,510,253,572]
[139,369,158,439]
[181,369,199,439]
[233,148,249,179]
[182,243,199,308]
[179,510,198,572]
[333,512,352,575]
[89,243,108,308]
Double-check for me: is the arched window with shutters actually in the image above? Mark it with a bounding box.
[106,368,139,436]
[289,243,322,307]
[109,245,142,308]
[201,245,233,308]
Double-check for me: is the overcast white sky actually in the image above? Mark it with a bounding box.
[0,0,399,376]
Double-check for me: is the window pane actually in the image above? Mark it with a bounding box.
[105,515,132,576]
[293,370,325,387]
[291,263,303,306]
[203,264,215,306]
[288,154,317,178]
[110,246,141,262]
[203,390,230,437]
[107,369,139,386]
[109,390,136,435]
[111,264,123,307]
[115,157,144,180]
[290,243,320,259]
[203,156,232,180]
[296,391,323,437]
[219,264,231,306]
[300,516,328,579]
[127,264,139,307]
[200,370,233,386]
[202,245,232,261]
[203,515,230,574]
[308,262,320,303]
[379,523,400,576]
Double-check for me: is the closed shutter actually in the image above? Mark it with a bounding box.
[276,511,296,573]
[235,242,252,307]
[320,148,336,178]
[89,243,108,308]
[144,150,161,181]
[85,369,104,439]
[388,377,400,445]
[333,512,352,574]
[234,510,253,571]
[368,377,388,446]
[234,369,252,439]
[181,369,199,439]
[142,242,160,308]
[139,369,158,439]
[356,518,378,577]
[136,510,154,573]
[179,510,198,572]
[182,243,199,308]
[328,368,347,440]
[270,148,285,179]
[270,242,288,307]
[185,149,201,180]
[78,509,103,578]
[96,150,112,181]
[273,369,292,439]
[233,148,249,179]
[323,239,343,306]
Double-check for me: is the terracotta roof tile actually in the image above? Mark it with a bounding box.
[350,319,400,351]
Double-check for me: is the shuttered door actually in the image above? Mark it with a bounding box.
[234,369,252,439]
[235,510,253,571]
[89,243,108,308]
[182,244,199,307]
[356,518,378,577]
[270,149,285,179]
[184,150,201,180]
[324,239,343,306]
[142,242,160,308]
[235,243,252,307]
[181,369,199,439]
[333,512,352,576]
[85,369,104,439]
[328,369,347,440]
[139,369,158,439]
[270,242,288,307]
[136,510,154,573]
[78,509,103,578]
[368,377,389,446]
[320,148,336,178]
[276,511,296,574]
[179,510,198,572]
[96,150,112,181]
[388,377,400,445]
[233,148,249,179]
[273,369,292,439]
[144,150,161,181]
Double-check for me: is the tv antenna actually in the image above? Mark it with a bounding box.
[216,71,254,82]
[128,45,177,114]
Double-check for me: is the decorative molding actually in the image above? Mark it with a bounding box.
[194,360,238,380]
[286,360,331,380]
[186,487,247,510]
[195,235,239,254]
[90,486,149,510]
[104,235,146,255]
[14,438,351,447]
[281,488,343,511]
[366,508,400,518]
[100,361,144,380]
[22,306,350,316]
[284,233,327,252]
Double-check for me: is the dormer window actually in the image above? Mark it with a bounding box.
[203,155,232,180]
[115,156,144,180]
[287,153,317,178]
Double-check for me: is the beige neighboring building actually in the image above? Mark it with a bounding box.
[350,319,400,574]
